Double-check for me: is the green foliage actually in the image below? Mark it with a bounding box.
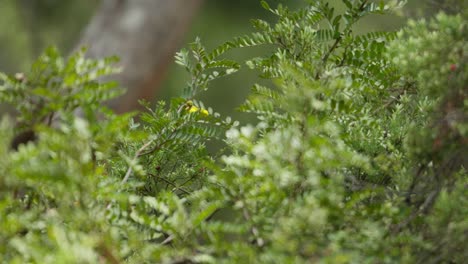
[0,1,466,263]
[0,47,122,128]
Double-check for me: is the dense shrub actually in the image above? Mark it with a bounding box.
[0,1,466,263]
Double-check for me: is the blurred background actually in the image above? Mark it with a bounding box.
[0,0,455,122]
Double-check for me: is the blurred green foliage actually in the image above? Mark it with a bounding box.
[0,0,97,71]
[0,0,406,120]
[0,0,466,263]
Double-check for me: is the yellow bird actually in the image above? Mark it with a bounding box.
[186,101,209,116]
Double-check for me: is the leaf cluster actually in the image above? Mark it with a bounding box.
[0,1,466,263]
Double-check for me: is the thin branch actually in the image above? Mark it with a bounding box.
[121,139,155,184]
[315,30,342,80]
[161,235,174,245]
[179,170,201,187]
[337,42,350,67]
[315,0,368,79]
[321,36,341,64]
[149,173,191,195]
[120,125,183,184]
[242,207,265,248]
[139,138,170,157]
[391,190,440,234]
[97,243,121,264]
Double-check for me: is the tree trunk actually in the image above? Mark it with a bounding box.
[78,0,203,113]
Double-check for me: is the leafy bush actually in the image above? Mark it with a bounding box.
[0,0,466,263]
